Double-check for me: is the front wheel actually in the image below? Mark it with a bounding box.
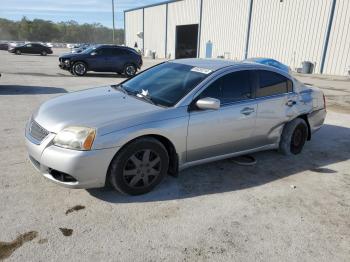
[109,137,169,195]
[124,64,137,78]
[279,118,308,155]
[15,50,21,55]
[41,50,47,56]
[72,62,87,76]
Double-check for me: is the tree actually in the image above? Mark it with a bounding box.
[0,17,124,44]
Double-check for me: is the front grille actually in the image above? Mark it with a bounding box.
[29,120,49,142]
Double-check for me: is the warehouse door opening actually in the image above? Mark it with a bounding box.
[175,24,198,59]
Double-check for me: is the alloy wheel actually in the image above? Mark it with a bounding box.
[123,149,161,189]
[74,63,86,75]
[125,65,136,76]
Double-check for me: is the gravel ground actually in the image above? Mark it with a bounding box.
[0,49,349,262]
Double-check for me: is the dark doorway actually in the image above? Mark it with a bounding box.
[175,24,199,59]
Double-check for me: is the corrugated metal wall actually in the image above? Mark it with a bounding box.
[167,0,200,59]
[144,5,167,58]
[200,0,249,60]
[323,0,350,75]
[125,0,350,75]
[125,9,143,50]
[248,0,332,73]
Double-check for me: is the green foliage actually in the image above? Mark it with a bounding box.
[0,17,124,44]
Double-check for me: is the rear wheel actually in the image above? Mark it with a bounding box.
[279,118,308,155]
[124,64,137,78]
[109,137,169,195]
[72,62,87,76]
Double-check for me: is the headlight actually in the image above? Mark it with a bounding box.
[64,59,70,65]
[53,126,96,151]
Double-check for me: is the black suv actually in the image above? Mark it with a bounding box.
[59,45,143,77]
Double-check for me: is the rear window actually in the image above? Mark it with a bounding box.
[257,70,292,97]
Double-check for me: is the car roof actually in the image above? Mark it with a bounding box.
[171,58,280,72]
[245,57,277,62]
[171,58,241,71]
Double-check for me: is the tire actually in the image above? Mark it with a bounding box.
[41,50,47,56]
[124,64,137,78]
[15,50,21,55]
[279,118,308,155]
[72,62,87,76]
[109,137,169,195]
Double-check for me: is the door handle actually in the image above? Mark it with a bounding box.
[240,107,255,115]
[286,100,297,107]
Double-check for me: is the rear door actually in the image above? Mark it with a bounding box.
[186,70,258,162]
[22,44,33,54]
[32,44,43,54]
[107,48,125,72]
[253,70,296,147]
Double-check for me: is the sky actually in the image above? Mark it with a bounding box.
[0,0,166,28]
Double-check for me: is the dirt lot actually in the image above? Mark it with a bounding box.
[0,49,349,262]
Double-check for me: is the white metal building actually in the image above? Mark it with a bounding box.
[124,0,350,76]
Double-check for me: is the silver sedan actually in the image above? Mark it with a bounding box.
[25,59,326,195]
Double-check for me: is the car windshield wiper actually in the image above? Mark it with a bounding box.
[111,84,129,95]
[112,85,158,106]
[136,91,157,106]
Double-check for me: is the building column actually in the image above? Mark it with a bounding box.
[244,0,254,59]
[197,0,203,58]
[320,0,337,74]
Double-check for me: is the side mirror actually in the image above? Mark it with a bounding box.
[90,52,97,56]
[196,97,220,110]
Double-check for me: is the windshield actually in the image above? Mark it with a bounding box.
[122,62,211,107]
[81,45,98,54]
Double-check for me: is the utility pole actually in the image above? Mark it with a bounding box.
[112,0,115,43]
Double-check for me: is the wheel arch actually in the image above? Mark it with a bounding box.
[73,60,89,70]
[106,134,179,185]
[297,114,311,141]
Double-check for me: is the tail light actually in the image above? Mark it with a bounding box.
[323,94,327,111]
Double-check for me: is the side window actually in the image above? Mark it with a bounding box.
[199,78,221,100]
[97,48,114,55]
[220,71,252,104]
[257,70,291,97]
[112,48,126,56]
[199,70,252,104]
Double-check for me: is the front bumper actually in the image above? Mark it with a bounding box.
[59,62,70,70]
[25,132,119,189]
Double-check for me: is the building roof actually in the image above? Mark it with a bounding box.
[124,0,183,13]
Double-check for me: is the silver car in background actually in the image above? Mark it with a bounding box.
[25,59,326,195]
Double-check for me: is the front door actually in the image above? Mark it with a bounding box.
[85,47,110,71]
[187,70,257,162]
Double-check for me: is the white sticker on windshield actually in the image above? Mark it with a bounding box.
[191,67,212,75]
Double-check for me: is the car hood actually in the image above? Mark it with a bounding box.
[59,53,83,59]
[34,86,164,134]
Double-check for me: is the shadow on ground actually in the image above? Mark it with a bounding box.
[0,85,67,95]
[88,124,350,203]
[2,72,125,78]
[84,73,125,78]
